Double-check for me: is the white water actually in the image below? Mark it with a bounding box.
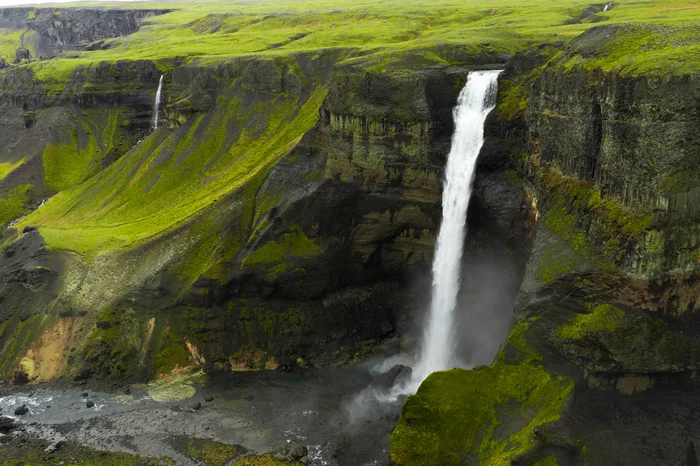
[603,2,612,11]
[409,69,502,387]
[152,74,164,130]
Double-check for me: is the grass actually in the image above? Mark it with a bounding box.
[1,0,697,261]
[5,0,700,88]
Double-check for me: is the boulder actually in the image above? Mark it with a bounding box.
[0,416,18,433]
[86,400,95,408]
[370,365,412,391]
[14,404,28,416]
[13,47,31,64]
[288,443,308,461]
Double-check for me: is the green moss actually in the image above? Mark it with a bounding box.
[0,159,25,182]
[541,167,654,272]
[555,302,700,372]
[185,438,242,466]
[0,314,44,376]
[556,304,625,340]
[390,320,573,465]
[534,456,560,466]
[80,308,142,378]
[0,184,32,226]
[0,438,170,465]
[497,79,529,121]
[154,327,191,376]
[535,238,585,284]
[42,110,125,192]
[242,225,322,268]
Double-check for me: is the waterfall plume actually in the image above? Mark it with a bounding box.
[152,74,164,130]
[409,69,502,389]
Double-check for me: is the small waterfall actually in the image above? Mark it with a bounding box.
[603,2,612,11]
[152,75,164,130]
[410,70,502,386]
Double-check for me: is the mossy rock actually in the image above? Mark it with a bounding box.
[390,321,573,465]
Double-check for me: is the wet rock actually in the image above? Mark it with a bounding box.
[124,388,131,395]
[81,391,89,397]
[191,402,201,411]
[12,370,29,385]
[86,400,95,408]
[204,396,214,402]
[21,226,36,234]
[370,365,412,391]
[0,434,12,444]
[14,404,28,416]
[288,443,308,460]
[243,394,254,401]
[0,416,18,433]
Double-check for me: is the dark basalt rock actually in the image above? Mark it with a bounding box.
[13,47,30,64]
[0,416,17,433]
[371,365,412,391]
[14,404,28,416]
[86,400,95,408]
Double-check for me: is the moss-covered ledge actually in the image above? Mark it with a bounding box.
[390,321,573,465]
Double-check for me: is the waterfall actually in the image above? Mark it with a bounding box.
[152,75,164,130]
[410,70,502,386]
[603,2,612,11]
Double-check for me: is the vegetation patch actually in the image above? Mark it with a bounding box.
[21,70,327,261]
[0,184,32,226]
[42,110,126,192]
[390,321,573,465]
[242,225,322,269]
[556,303,625,340]
[185,438,242,466]
[0,438,171,465]
[540,167,654,273]
[555,303,700,372]
[558,23,700,76]
[0,159,25,182]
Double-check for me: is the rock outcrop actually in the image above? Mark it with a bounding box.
[0,8,171,59]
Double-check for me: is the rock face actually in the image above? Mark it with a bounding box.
[391,27,700,465]
[0,8,171,59]
[0,37,518,382]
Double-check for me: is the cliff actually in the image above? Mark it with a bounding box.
[391,24,700,465]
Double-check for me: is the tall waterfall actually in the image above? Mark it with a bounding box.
[411,70,502,385]
[152,75,164,130]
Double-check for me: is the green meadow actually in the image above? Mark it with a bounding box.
[4,0,700,261]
